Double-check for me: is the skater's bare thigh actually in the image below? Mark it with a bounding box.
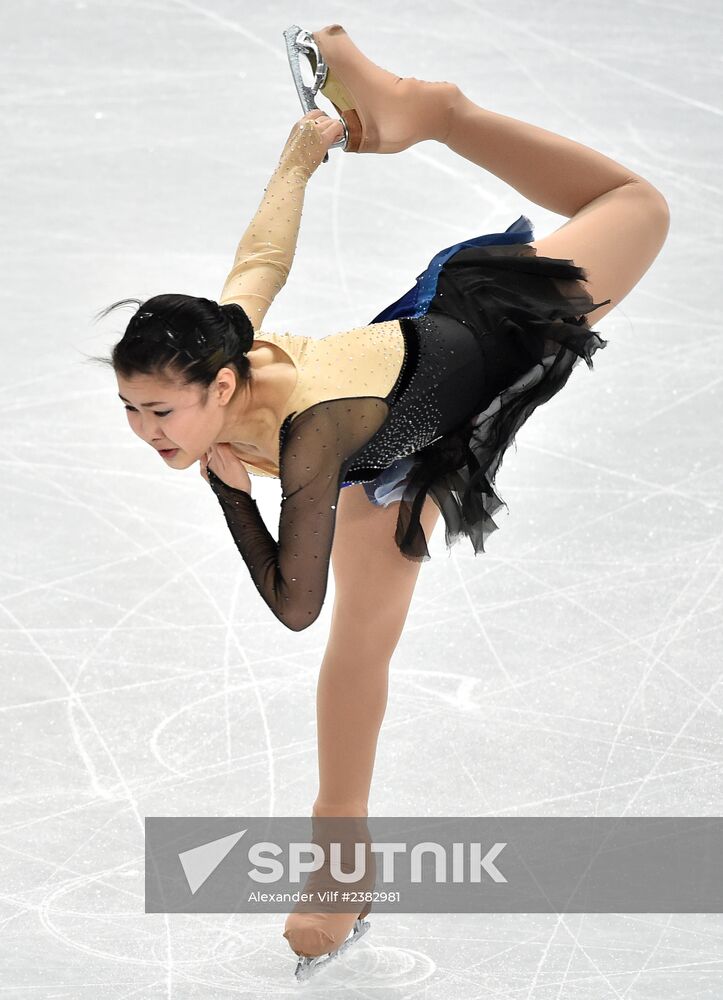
[329,483,440,658]
[530,179,670,327]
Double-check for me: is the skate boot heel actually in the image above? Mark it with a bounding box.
[283,25,350,162]
[284,23,459,156]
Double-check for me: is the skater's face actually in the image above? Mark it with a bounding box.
[117,370,227,470]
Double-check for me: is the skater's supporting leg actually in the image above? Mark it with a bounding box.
[315,484,441,815]
[282,485,441,960]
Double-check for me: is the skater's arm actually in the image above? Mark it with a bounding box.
[219,112,343,330]
[205,397,389,631]
[218,161,308,331]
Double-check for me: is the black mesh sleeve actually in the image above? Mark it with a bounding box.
[205,397,390,631]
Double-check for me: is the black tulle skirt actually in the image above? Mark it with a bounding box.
[353,215,611,562]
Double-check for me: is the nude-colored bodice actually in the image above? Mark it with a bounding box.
[231,319,406,479]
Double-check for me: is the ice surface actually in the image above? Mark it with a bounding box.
[2,0,721,995]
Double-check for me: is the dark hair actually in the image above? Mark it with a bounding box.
[85,293,255,391]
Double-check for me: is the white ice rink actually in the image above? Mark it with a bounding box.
[2,1,722,996]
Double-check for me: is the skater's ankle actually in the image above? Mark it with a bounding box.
[434,81,463,145]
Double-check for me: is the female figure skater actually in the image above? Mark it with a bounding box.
[93,23,669,980]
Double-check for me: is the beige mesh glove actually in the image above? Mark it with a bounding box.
[219,111,345,329]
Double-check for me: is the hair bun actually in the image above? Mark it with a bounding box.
[219,302,255,355]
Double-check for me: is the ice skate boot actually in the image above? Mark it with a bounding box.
[282,814,376,982]
[283,23,458,158]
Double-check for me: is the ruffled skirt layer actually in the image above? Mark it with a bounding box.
[363,215,611,562]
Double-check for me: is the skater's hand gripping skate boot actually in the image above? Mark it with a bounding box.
[279,110,345,179]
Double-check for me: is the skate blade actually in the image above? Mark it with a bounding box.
[293,917,371,983]
[282,24,349,160]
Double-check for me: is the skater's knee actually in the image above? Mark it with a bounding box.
[327,599,409,663]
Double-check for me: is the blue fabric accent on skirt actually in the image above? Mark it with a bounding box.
[369,215,534,324]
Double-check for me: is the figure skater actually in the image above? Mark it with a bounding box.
[91,23,669,981]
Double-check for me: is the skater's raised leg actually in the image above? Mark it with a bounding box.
[301,23,669,328]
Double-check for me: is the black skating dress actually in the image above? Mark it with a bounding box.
[207,215,610,630]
